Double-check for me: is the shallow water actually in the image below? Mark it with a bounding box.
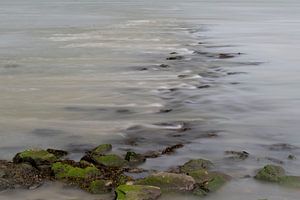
[1,0,300,199]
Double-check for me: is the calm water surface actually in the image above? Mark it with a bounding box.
[1,0,300,199]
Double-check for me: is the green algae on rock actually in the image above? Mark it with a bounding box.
[125,152,146,166]
[91,144,112,155]
[13,149,58,166]
[52,162,100,180]
[255,165,300,189]
[135,172,195,192]
[116,185,161,200]
[88,179,111,194]
[180,159,213,173]
[188,169,228,195]
[93,154,128,168]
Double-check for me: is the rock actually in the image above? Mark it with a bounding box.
[51,162,101,181]
[116,185,161,200]
[135,172,196,192]
[88,180,111,194]
[255,165,300,188]
[255,165,285,182]
[125,152,146,166]
[188,169,229,194]
[166,55,184,60]
[91,144,112,156]
[288,155,296,160]
[161,144,184,155]
[92,154,128,168]
[180,159,213,173]
[13,149,58,166]
[46,149,68,158]
[0,160,43,190]
[225,151,249,160]
[159,64,170,68]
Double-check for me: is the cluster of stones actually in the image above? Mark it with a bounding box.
[1,144,300,200]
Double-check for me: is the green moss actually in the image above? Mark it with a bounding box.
[88,180,110,194]
[52,162,100,180]
[255,165,285,182]
[180,159,213,173]
[135,172,195,192]
[92,144,112,155]
[93,154,127,168]
[13,149,58,165]
[188,169,227,194]
[116,185,161,200]
[125,152,146,166]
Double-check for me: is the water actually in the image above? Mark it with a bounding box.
[1,0,300,199]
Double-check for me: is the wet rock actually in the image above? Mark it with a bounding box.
[288,155,296,160]
[159,108,173,113]
[52,162,101,181]
[135,172,196,192]
[91,144,112,156]
[166,55,184,60]
[255,165,300,188]
[189,170,229,195]
[218,53,235,59]
[143,151,161,159]
[88,179,111,194]
[161,143,184,155]
[159,64,170,68]
[46,149,68,158]
[197,85,210,89]
[268,143,299,151]
[116,185,161,200]
[227,72,247,75]
[225,151,249,160]
[13,149,58,167]
[170,52,178,55]
[0,160,43,190]
[92,154,128,168]
[125,152,146,166]
[180,159,213,173]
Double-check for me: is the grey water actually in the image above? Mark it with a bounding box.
[1,0,300,199]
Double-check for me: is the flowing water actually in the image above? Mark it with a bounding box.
[1,0,300,199]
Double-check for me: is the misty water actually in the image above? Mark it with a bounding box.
[1,0,300,199]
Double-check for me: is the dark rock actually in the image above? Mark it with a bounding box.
[161,144,184,155]
[197,85,210,89]
[225,151,249,160]
[159,64,170,68]
[288,155,296,160]
[219,53,235,59]
[13,149,58,167]
[125,152,146,166]
[166,55,184,60]
[180,159,213,173]
[159,108,173,113]
[46,149,68,158]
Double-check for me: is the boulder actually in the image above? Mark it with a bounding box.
[116,185,161,200]
[180,159,213,173]
[92,154,127,168]
[91,144,112,156]
[135,172,195,192]
[13,149,58,166]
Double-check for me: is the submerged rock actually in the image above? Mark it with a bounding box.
[135,172,195,192]
[13,149,58,166]
[166,55,184,60]
[189,169,229,195]
[125,152,146,166]
[116,185,161,200]
[88,179,111,194]
[255,165,300,188]
[180,159,213,173]
[91,144,113,156]
[92,154,128,168]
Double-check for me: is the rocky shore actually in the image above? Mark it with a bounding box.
[1,144,300,200]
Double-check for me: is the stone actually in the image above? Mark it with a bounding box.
[135,172,196,192]
[125,152,146,166]
[180,159,213,173]
[88,180,111,194]
[255,165,285,182]
[116,185,161,200]
[91,144,112,156]
[92,154,127,168]
[13,149,58,166]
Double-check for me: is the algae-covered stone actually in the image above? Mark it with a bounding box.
[180,159,213,173]
[125,152,146,166]
[255,165,285,182]
[93,154,127,168]
[116,185,161,200]
[135,172,195,192]
[52,162,100,180]
[188,169,228,194]
[88,180,111,194]
[13,149,58,166]
[91,144,112,155]
[255,165,300,189]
